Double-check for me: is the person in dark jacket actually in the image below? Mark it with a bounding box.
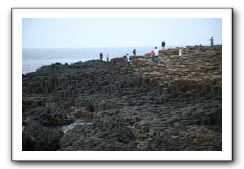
[99,52,103,61]
[161,41,166,50]
[133,49,136,56]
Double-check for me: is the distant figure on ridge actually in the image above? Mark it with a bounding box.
[210,36,214,46]
[133,49,136,56]
[161,41,166,50]
[179,49,182,56]
[126,54,131,65]
[99,52,103,61]
[106,54,109,62]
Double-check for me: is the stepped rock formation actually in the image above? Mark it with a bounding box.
[22,45,222,151]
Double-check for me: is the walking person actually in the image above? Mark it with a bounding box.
[126,53,132,65]
[126,54,130,64]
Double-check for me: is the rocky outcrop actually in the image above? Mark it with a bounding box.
[22,45,222,151]
[22,120,63,151]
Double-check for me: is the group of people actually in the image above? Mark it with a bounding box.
[99,41,167,64]
[147,41,166,63]
[151,47,159,62]
[99,52,109,62]
[99,37,214,63]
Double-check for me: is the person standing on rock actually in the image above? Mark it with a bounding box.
[151,50,155,62]
[129,55,133,65]
[106,54,109,62]
[210,36,214,46]
[100,52,103,61]
[133,49,136,56]
[179,48,182,56]
[153,47,159,62]
[126,53,130,65]
[161,41,166,50]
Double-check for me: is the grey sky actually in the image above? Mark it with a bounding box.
[23,18,222,48]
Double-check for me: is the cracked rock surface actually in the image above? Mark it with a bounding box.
[22,45,222,151]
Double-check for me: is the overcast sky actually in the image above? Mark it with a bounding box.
[22,18,222,48]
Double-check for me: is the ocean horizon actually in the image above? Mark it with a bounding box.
[22,46,159,74]
[22,45,211,74]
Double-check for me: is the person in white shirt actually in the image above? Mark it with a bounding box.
[153,47,158,62]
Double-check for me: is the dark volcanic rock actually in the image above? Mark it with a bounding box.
[22,121,63,151]
[22,46,222,151]
[59,115,137,151]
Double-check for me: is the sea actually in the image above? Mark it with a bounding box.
[22,47,158,74]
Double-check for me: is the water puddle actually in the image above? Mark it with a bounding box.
[62,119,93,133]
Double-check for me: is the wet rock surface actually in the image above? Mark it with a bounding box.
[22,45,222,151]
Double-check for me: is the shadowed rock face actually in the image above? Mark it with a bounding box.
[22,45,222,151]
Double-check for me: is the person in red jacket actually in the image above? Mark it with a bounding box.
[151,50,155,62]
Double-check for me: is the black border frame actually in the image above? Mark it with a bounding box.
[11,7,233,162]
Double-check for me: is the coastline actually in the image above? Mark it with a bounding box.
[22,45,221,74]
[22,46,157,74]
[22,45,222,151]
